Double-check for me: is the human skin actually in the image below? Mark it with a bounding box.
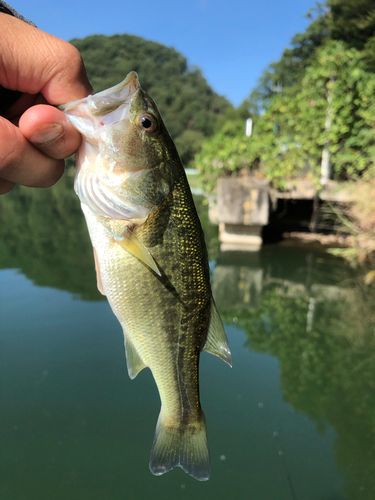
[0,13,92,194]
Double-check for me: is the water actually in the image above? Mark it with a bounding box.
[1,178,375,500]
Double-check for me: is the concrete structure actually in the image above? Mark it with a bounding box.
[209,177,353,251]
[211,178,270,251]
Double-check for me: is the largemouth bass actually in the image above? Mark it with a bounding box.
[60,72,232,481]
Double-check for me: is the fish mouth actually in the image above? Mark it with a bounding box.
[59,72,142,140]
[62,72,153,220]
[88,71,141,118]
[59,71,141,113]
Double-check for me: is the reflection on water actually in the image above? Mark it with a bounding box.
[216,248,375,500]
[1,177,375,499]
[0,175,102,300]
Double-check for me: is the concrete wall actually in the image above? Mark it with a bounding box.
[212,178,270,250]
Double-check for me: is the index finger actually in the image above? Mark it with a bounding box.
[0,13,92,104]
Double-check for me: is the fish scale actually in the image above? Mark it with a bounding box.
[61,71,232,481]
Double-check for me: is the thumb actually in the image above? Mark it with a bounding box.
[19,105,82,159]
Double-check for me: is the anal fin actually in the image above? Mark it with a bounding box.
[203,299,232,367]
[124,336,147,380]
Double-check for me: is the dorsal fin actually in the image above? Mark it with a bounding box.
[124,337,147,380]
[202,299,232,367]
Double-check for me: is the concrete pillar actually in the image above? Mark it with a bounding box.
[214,178,270,250]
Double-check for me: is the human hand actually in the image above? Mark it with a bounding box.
[0,13,93,194]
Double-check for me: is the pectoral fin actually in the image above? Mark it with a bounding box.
[93,248,106,295]
[115,230,161,276]
[203,299,232,367]
[124,337,147,379]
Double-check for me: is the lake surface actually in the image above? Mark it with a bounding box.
[1,179,375,500]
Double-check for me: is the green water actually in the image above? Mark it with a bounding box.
[1,178,375,500]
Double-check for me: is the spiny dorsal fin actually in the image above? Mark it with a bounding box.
[203,299,232,367]
[124,337,147,380]
[115,230,161,276]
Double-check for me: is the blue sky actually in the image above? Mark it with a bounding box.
[12,0,314,106]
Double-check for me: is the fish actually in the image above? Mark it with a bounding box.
[60,72,232,481]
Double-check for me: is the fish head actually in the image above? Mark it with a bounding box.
[61,72,177,220]
[61,72,168,178]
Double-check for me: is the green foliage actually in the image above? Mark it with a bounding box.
[249,0,375,110]
[70,34,232,166]
[196,0,375,189]
[362,35,375,72]
[327,181,375,264]
[194,120,253,191]
[174,129,205,166]
[327,0,375,51]
[250,42,375,185]
[248,3,329,111]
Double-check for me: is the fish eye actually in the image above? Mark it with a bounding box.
[138,113,158,134]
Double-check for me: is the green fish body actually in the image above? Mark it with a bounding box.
[61,72,232,481]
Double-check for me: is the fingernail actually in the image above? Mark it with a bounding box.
[29,123,64,145]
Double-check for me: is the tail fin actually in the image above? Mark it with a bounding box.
[149,411,211,481]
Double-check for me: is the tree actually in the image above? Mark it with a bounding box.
[327,0,375,50]
[196,0,375,188]
[248,3,329,112]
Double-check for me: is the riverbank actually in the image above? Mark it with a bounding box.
[282,231,350,247]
